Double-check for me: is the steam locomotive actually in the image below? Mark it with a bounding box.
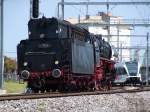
[17,17,115,92]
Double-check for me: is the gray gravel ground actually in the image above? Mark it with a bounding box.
[0,91,150,112]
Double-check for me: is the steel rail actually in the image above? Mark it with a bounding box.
[0,87,150,101]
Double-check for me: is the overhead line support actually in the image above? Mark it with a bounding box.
[0,0,4,89]
[58,2,150,6]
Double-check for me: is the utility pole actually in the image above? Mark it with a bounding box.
[61,0,64,20]
[117,22,120,60]
[57,3,60,18]
[32,0,39,18]
[120,43,122,62]
[86,0,89,19]
[0,0,4,89]
[106,0,110,43]
[30,0,32,19]
[146,32,149,86]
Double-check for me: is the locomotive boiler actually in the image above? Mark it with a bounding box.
[17,17,115,92]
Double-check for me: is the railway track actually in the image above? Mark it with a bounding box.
[0,86,150,101]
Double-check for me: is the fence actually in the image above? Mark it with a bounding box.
[4,73,19,82]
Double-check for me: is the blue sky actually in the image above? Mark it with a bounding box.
[3,0,150,58]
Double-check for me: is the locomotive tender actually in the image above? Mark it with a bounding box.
[17,17,115,92]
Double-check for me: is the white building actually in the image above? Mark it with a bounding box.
[67,12,131,61]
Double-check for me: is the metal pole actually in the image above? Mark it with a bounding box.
[146,33,149,86]
[86,0,89,19]
[57,3,59,18]
[61,0,64,20]
[0,0,4,89]
[60,2,150,6]
[77,22,150,27]
[30,0,32,19]
[107,1,110,43]
[117,25,120,57]
[120,43,122,62]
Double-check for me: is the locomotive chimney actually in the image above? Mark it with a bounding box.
[32,0,39,18]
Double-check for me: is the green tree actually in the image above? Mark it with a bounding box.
[4,56,17,73]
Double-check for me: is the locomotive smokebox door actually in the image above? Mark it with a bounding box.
[71,39,94,75]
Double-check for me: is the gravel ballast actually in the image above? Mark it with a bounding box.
[0,91,150,112]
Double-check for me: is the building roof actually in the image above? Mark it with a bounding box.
[67,12,131,29]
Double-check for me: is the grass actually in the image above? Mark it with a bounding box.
[4,81,27,93]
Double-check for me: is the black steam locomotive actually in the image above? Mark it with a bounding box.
[17,17,114,92]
